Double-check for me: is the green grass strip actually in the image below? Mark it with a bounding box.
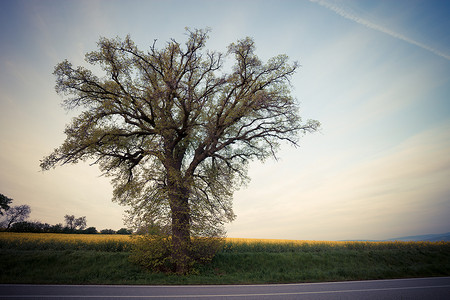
[2,246,449,284]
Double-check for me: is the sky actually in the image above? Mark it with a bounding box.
[0,0,449,240]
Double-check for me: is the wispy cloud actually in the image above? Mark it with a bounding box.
[309,0,450,61]
[228,120,450,240]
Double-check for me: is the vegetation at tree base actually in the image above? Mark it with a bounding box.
[129,234,223,273]
[40,28,320,273]
[1,233,449,284]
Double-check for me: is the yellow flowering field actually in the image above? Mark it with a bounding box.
[0,232,133,252]
[1,232,448,253]
[223,237,450,252]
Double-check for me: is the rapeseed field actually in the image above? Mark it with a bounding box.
[0,232,132,251]
[1,232,448,253]
[223,237,449,252]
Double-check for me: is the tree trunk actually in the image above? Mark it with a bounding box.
[167,165,191,274]
[171,198,191,274]
[165,139,192,274]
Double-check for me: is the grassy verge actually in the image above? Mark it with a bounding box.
[1,233,449,284]
[204,249,450,284]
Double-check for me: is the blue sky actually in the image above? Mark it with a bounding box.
[1,0,449,240]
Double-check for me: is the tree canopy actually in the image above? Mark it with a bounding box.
[41,28,320,273]
[0,193,12,215]
[2,204,31,229]
[64,215,87,231]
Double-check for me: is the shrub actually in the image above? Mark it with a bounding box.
[129,235,223,273]
[190,236,224,265]
[129,235,174,272]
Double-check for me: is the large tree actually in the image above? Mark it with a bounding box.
[41,29,319,273]
[2,205,31,229]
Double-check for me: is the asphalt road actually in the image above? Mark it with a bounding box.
[1,277,449,299]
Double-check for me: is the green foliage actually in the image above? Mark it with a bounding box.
[129,235,173,272]
[40,28,320,273]
[129,235,223,273]
[190,237,224,266]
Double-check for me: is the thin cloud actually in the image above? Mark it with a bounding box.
[229,120,450,240]
[309,0,450,61]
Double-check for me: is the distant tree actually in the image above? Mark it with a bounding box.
[64,214,76,230]
[117,228,132,235]
[62,226,74,234]
[9,221,51,233]
[6,221,80,233]
[0,193,13,215]
[101,229,116,234]
[3,205,31,229]
[74,216,87,230]
[64,215,87,231]
[40,28,320,273]
[50,223,64,233]
[39,222,52,232]
[9,221,33,232]
[83,226,98,234]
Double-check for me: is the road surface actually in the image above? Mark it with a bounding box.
[1,277,449,299]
